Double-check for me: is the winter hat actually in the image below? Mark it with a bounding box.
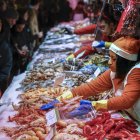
[109,37,140,61]
[5,8,18,19]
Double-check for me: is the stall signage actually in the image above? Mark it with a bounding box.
[46,109,59,126]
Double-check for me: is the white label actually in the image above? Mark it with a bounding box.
[94,68,101,77]
[46,109,58,126]
[54,75,65,87]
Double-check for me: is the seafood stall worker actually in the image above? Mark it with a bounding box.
[66,40,111,60]
[66,15,115,59]
[43,37,140,121]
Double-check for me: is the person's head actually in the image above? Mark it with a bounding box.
[15,18,26,32]
[95,3,117,36]
[99,15,116,36]
[5,8,18,27]
[0,0,7,11]
[18,8,29,21]
[30,0,40,10]
[108,37,140,78]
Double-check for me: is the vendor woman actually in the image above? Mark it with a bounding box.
[57,36,140,121]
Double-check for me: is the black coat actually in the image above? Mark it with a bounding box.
[0,41,12,89]
[11,26,34,51]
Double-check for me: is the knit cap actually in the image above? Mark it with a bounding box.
[109,37,140,61]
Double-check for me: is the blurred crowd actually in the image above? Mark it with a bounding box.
[0,0,123,96]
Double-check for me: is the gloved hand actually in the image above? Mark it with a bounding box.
[80,99,108,111]
[68,104,93,118]
[66,54,75,61]
[92,41,112,48]
[92,100,108,111]
[56,90,73,101]
[40,91,73,110]
[67,100,92,117]
[40,99,59,110]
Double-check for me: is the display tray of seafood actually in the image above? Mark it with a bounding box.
[0,87,67,140]
[53,119,86,140]
[61,73,89,87]
[53,112,140,140]
[42,35,78,46]
[18,87,68,109]
[89,54,109,66]
[21,65,56,91]
[33,54,66,66]
[0,102,51,140]
[33,61,63,73]
[63,59,84,71]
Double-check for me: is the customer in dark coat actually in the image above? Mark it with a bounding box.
[0,19,12,96]
[2,7,18,43]
[11,18,34,74]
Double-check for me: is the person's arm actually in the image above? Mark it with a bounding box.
[71,69,113,98]
[40,69,113,111]
[108,68,140,110]
[74,24,96,35]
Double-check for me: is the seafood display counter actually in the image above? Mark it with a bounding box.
[0,19,140,140]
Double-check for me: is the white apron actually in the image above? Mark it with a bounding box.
[110,63,140,121]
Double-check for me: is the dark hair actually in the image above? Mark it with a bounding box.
[16,17,26,25]
[30,0,40,6]
[116,54,140,78]
[5,8,18,19]
[18,7,28,17]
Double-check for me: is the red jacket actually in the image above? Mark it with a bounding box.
[73,23,110,58]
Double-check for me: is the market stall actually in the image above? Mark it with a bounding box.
[0,1,140,139]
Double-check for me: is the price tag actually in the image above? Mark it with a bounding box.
[94,67,101,77]
[54,75,65,87]
[46,109,59,126]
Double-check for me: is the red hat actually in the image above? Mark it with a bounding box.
[109,37,140,61]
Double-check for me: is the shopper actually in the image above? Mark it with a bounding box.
[28,0,40,36]
[28,0,43,51]
[0,0,7,20]
[46,37,140,121]
[11,18,34,74]
[2,7,18,43]
[0,18,12,96]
